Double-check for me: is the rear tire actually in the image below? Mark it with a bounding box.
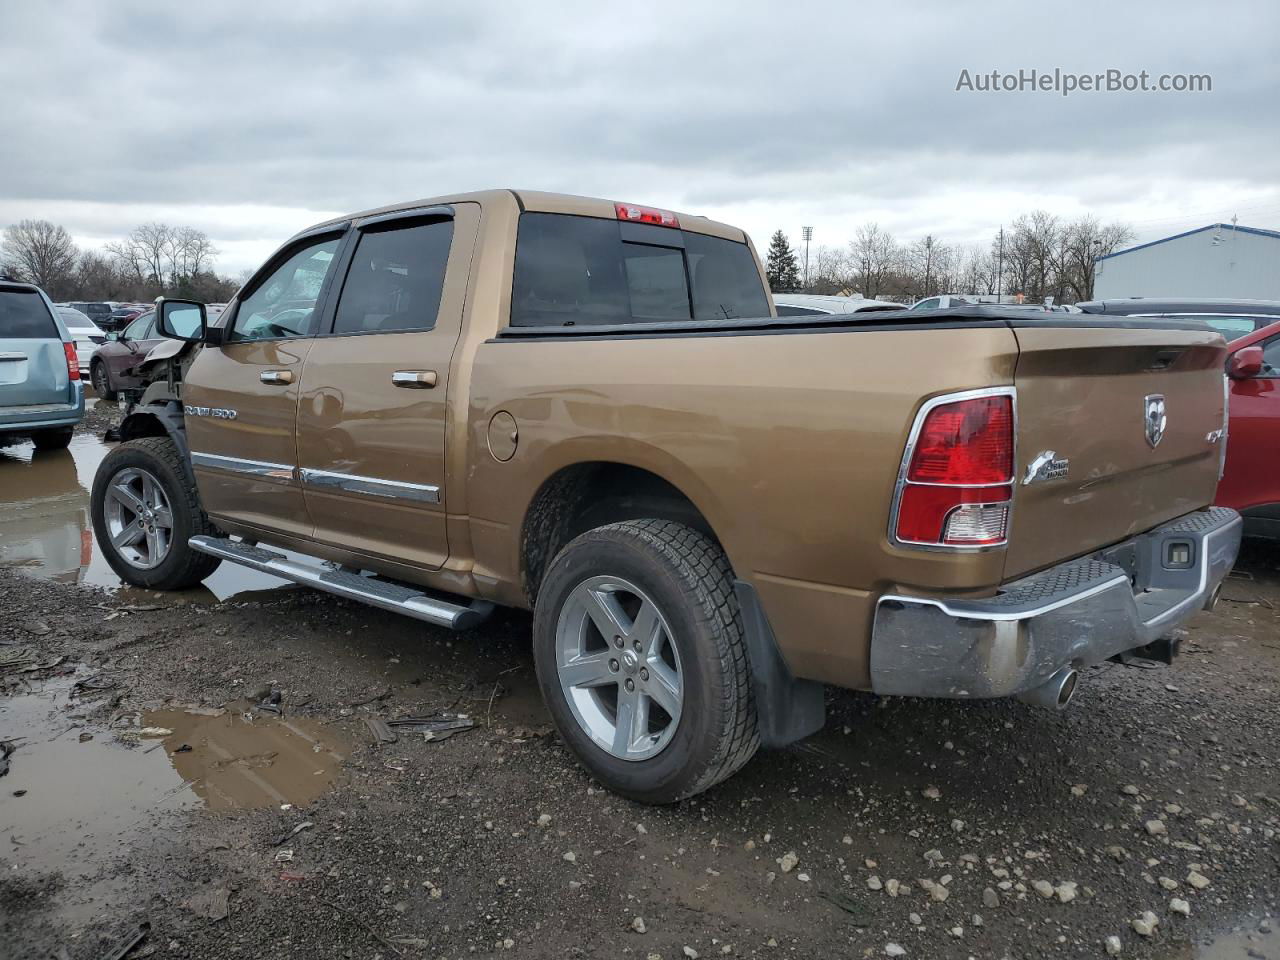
[91,361,117,400]
[31,427,74,451]
[533,519,759,804]
[91,436,222,589]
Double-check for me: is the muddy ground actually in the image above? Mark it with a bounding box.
[1,400,1278,960]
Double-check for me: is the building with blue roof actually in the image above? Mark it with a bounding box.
[1094,223,1280,300]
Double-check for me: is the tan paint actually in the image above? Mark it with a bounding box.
[185,338,316,538]
[1005,326,1226,577]
[182,189,1227,693]
[293,204,482,569]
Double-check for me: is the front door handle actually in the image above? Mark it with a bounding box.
[260,369,294,385]
[392,370,437,389]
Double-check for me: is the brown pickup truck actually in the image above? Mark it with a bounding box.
[91,190,1242,803]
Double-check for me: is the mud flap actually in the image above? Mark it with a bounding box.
[734,580,826,749]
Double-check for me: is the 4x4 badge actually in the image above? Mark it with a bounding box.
[1144,394,1167,448]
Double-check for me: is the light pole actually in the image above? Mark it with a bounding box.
[996,225,1004,304]
[802,226,813,291]
[923,235,934,296]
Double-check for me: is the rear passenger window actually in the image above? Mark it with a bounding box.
[126,312,156,340]
[0,289,58,338]
[332,219,453,335]
[510,213,769,326]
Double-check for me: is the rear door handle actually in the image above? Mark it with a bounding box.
[260,370,294,385]
[392,370,437,389]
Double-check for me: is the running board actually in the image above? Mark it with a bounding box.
[188,536,494,631]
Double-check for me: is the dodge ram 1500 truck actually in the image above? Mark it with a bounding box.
[91,190,1242,803]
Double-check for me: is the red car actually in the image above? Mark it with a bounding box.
[1220,321,1280,539]
[88,309,164,400]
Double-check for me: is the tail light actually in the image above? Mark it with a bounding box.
[891,389,1015,549]
[63,342,80,381]
[615,202,679,228]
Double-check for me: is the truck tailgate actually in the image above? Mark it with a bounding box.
[1004,323,1227,579]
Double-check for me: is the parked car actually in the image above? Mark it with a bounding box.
[56,307,108,376]
[91,189,1239,803]
[1076,298,1280,340]
[62,301,116,328]
[1217,320,1280,539]
[909,295,1002,310]
[1,279,85,450]
[105,304,147,330]
[90,305,225,400]
[911,295,1056,311]
[772,293,904,316]
[89,309,163,400]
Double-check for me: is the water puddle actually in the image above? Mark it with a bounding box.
[143,706,347,810]
[0,673,195,886]
[1,671,349,894]
[0,424,288,602]
[1160,923,1280,958]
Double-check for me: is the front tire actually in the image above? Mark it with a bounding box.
[91,436,222,589]
[32,427,74,451]
[91,361,117,401]
[533,520,759,804]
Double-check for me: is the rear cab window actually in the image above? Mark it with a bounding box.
[0,288,60,339]
[510,213,769,327]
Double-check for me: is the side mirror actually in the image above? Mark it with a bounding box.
[155,298,207,342]
[1228,346,1264,380]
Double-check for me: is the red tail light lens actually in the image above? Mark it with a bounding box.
[615,202,679,228]
[907,395,1012,484]
[893,391,1014,548]
[63,342,80,381]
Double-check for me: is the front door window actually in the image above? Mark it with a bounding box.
[232,237,341,342]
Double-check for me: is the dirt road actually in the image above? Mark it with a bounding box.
[1,405,1277,959]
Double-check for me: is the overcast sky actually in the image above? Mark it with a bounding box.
[3,0,1278,275]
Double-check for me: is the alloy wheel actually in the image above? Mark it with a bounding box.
[103,467,174,569]
[555,575,684,761]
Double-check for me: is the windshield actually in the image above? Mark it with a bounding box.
[510,213,769,326]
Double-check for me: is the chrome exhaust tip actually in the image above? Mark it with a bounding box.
[1203,583,1223,612]
[1015,667,1079,711]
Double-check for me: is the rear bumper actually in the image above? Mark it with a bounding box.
[0,382,85,435]
[870,506,1241,699]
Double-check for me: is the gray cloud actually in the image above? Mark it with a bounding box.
[3,0,1277,272]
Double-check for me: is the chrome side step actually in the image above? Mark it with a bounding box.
[188,535,494,631]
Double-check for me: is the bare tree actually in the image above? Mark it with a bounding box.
[1006,211,1061,302]
[904,235,955,299]
[849,223,899,300]
[167,226,218,281]
[1,219,79,293]
[1061,216,1135,301]
[70,251,125,301]
[803,244,852,294]
[107,222,173,286]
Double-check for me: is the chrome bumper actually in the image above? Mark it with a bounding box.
[870,506,1242,699]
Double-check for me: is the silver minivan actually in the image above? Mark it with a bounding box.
[0,279,86,450]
